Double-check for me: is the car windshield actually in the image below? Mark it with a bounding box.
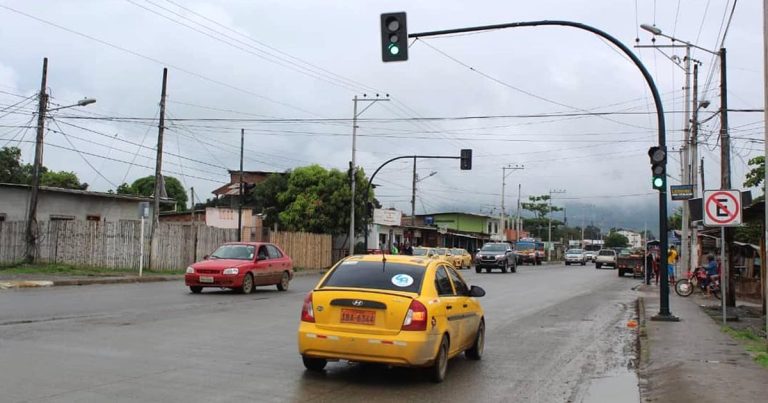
[516,243,533,251]
[321,261,425,294]
[599,250,615,256]
[451,249,463,255]
[209,244,255,260]
[434,248,448,255]
[412,248,430,256]
[567,249,584,254]
[619,249,632,256]
[481,244,507,252]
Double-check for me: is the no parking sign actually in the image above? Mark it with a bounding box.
[703,190,742,227]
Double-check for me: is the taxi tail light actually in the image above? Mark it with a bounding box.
[301,292,315,323]
[401,300,428,331]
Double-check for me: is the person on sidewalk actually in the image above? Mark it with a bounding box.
[667,245,678,284]
[704,254,718,295]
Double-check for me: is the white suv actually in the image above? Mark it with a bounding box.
[564,249,586,266]
[595,249,617,269]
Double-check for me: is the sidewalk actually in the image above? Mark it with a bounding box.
[0,269,326,290]
[638,284,768,403]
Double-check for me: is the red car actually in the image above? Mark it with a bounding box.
[185,242,293,294]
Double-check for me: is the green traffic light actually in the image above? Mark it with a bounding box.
[388,43,400,55]
[652,176,664,188]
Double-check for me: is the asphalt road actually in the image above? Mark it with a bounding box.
[0,263,641,403]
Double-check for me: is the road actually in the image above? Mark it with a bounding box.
[0,263,641,403]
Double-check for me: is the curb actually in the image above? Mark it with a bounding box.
[636,295,650,401]
[0,280,54,290]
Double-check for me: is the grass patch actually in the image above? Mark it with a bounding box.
[722,325,768,369]
[0,263,184,276]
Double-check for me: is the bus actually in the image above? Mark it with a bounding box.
[515,238,544,265]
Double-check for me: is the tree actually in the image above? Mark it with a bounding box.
[1,146,87,190]
[604,231,629,248]
[583,225,601,240]
[41,171,87,190]
[668,207,682,231]
[250,172,289,229]
[521,195,562,220]
[0,147,28,184]
[744,155,764,190]
[118,175,187,211]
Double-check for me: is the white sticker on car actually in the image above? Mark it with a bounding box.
[391,274,414,287]
[341,261,358,265]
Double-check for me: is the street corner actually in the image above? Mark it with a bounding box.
[0,280,54,290]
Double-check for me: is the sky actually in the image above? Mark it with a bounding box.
[0,0,764,233]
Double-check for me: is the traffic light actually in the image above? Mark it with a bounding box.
[648,146,666,191]
[460,149,472,170]
[380,12,408,62]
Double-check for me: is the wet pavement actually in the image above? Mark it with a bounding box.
[0,263,641,402]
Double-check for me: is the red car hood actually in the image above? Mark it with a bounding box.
[191,259,251,269]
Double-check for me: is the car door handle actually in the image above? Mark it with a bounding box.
[463,304,468,308]
[446,305,453,310]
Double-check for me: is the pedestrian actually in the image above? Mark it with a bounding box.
[645,250,655,285]
[667,245,678,284]
[390,242,399,255]
[403,242,413,256]
[704,254,718,295]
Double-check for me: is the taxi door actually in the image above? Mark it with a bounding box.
[434,265,463,356]
[447,267,480,350]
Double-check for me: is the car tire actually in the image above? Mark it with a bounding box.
[302,356,327,372]
[475,266,481,274]
[277,271,290,291]
[536,259,542,266]
[189,286,203,294]
[596,263,602,269]
[465,320,485,360]
[565,262,570,266]
[581,261,586,266]
[429,335,449,383]
[618,269,624,277]
[239,273,254,294]
[485,268,491,273]
[501,261,508,273]
[511,262,517,273]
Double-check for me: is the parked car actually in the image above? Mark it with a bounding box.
[297,254,487,383]
[432,247,454,263]
[451,248,472,270]
[184,242,293,294]
[564,248,587,266]
[475,242,517,273]
[617,248,644,278]
[594,249,617,269]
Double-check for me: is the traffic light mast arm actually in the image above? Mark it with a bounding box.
[406,19,673,319]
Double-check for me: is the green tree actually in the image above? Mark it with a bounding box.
[521,195,562,220]
[41,171,87,190]
[251,172,289,229]
[584,225,601,240]
[0,147,29,184]
[118,175,187,211]
[744,155,764,189]
[668,207,682,231]
[604,231,629,248]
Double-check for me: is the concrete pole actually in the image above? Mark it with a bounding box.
[501,168,506,241]
[763,0,768,333]
[349,96,358,256]
[680,46,691,282]
[25,57,48,263]
[690,63,700,274]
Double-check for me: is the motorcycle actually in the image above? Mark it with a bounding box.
[674,267,720,299]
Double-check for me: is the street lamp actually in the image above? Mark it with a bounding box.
[24,60,97,263]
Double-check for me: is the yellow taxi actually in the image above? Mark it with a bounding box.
[297,254,487,383]
[450,248,472,270]
[411,246,436,258]
[432,247,454,263]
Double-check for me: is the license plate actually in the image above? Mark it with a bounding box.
[199,276,214,283]
[340,309,375,325]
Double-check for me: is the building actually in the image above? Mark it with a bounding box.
[617,230,643,249]
[0,183,160,223]
[160,207,264,241]
[212,170,282,197]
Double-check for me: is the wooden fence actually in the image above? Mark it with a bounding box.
[0,221,333,271]
[268,231,333,270]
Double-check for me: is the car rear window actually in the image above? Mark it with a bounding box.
[321,261,425,294]
[599,250,615,256]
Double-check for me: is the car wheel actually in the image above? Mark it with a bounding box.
[485,268,491,273]
[277,271,290,291]
[511,261,517,273]
[596,263,602,269]
[581,261,586,266]
[189,286,203,294]
[501,261,508,273]
[429,335,449,383]
[302,356,327,372]
[239,273,254,294]
[565,262,570,266]
[475,266,481,274]
[465,320,485,360]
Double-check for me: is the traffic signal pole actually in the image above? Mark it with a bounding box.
[403,19,676,320]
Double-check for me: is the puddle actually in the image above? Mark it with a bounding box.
[581,371,640,403]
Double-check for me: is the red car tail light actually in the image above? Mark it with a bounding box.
[401,300,428,331]
[301,292,315,323]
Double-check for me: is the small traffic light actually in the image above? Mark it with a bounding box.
[380,12,408,62]
[648,146,666,191]
[460,149,472,170]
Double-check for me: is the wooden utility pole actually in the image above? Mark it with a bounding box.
[190,187,195,223]
[24,57,48,263]
[718,49,737,308]
[150,68,168,267]
[238,128,244,242]
[411,156,416,227]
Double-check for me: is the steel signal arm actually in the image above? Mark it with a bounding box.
[409,20,673,319]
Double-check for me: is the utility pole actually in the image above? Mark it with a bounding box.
[718,47,736,309]
[516,183,522,241]
[548,189,566,261]
[690,63,702,274]
[411,156,416,226]
[349,94,389,255]
[190,187,195,223]
[763,0,768,337]
[680,46,692,287]
[152,68,168,237]
[238,128,244,242]
[501,164,524,241]
[24,57,48,263]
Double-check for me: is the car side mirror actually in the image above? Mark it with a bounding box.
[469,285,486,297]
[203,255,209,260]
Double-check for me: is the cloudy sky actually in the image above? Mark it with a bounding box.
[0,0,763,231]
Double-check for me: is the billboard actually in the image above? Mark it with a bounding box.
[373,209,402,226]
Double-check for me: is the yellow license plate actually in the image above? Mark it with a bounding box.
[340,309,375,325]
